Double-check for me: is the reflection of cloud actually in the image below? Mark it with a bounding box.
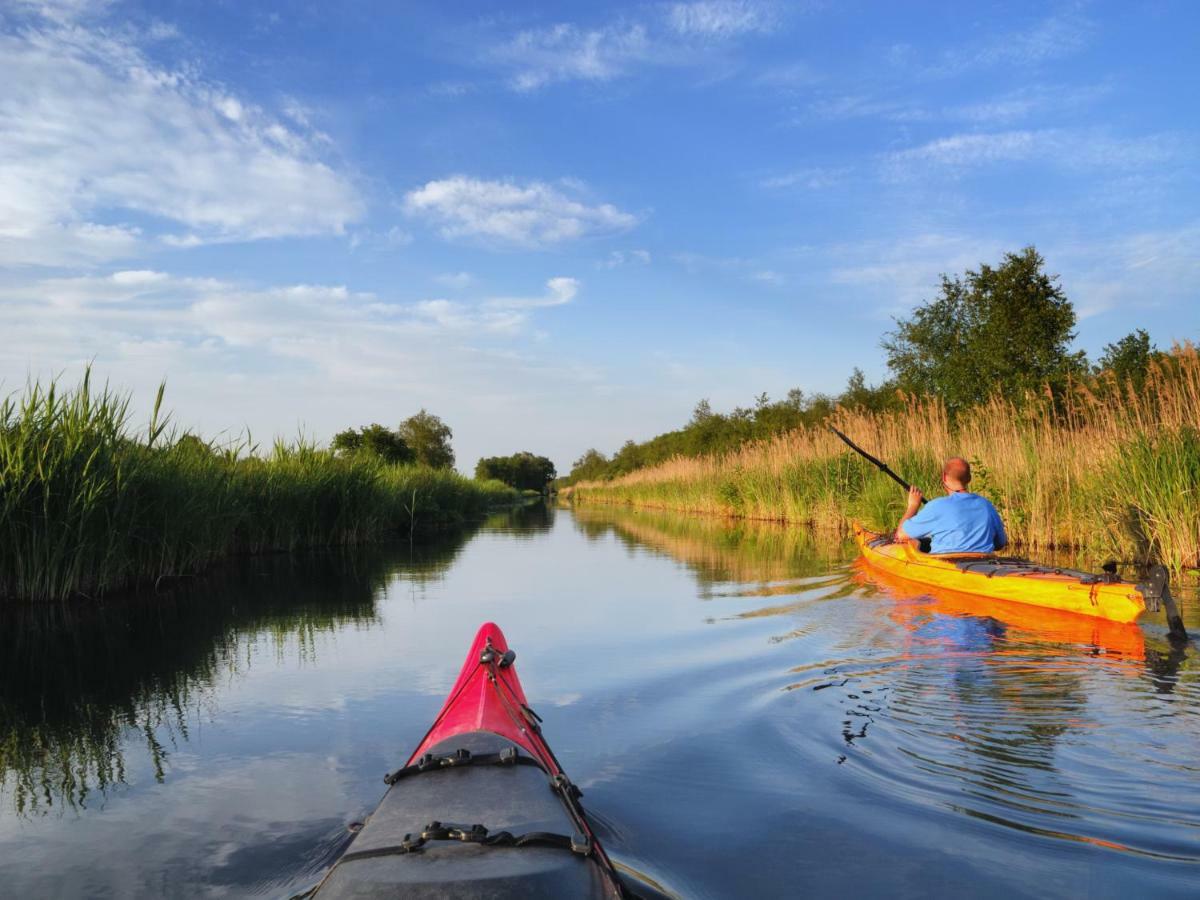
[404,177,636,248]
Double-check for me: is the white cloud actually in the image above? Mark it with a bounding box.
[924,10,1094,76]
[749,269,784,286]
[886,129,1181,175]
[0,9,363,266]
[760,166,848,190]
[489,2,784,91]
[599,249,651,268]
[433,272,474,290]
[972,10,1093,67]
[485,276,580,309]
[498,23,652,91]
[403,177,637,248]
[826,233,1007,315]
[0,269,609,470]
[666,1,780,38]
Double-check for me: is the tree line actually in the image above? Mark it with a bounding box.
[562,247,1163,485]
[332,411,557,494]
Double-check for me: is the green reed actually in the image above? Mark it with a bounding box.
[0,373,519,603]
[567,346,1200,568]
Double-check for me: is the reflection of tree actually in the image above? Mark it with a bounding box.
[570,505,847,586]
[482,501,556,537]
[0,534,473,816]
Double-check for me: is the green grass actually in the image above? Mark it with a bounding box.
[0,373,520,603]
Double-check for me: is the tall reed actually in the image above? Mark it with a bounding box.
[0,373,519,603]
[568,345,1200,568]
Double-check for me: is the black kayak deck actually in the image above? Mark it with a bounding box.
[313,731,613,899]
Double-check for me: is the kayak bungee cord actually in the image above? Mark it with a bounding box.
[477,637,629,897]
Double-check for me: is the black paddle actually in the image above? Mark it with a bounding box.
[828,426,927,505]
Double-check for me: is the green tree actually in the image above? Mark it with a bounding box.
[882,247,1086,413]
[476,452,556,491]
[331,424,414,465]
[399,409,455,469]
[1096,329,1156,391]
[567,448,610,483]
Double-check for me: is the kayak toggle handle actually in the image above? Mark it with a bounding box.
[499,649,516,668]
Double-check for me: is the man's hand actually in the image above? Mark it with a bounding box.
[904,486,923,516]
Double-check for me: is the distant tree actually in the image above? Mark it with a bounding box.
[882,247,1086,413]
[1096,329,1156,391]
[838,368,897,412]
[476,452,556,491]
[399,409,455,469]
[331,423,414,465]
[172,433,215,456]
[568,448,610,483]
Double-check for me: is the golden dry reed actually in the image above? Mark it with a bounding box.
[567,345,1200,569]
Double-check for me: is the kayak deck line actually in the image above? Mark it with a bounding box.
[853,523,1148,623]
[310,622,631,899]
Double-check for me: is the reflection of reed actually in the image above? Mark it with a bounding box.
[0,535,472,816]
[571,505,849,586]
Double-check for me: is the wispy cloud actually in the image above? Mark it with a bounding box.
[403,177,637,248]
[886,129,1182,176]
[760,166,849,190]
[599,249,652,268]
[666,1,781,39]
[749,269,785,286]
[485,276,580,309]
[489,1,783,91]
[920,9,1095,76]
[433,271,474,290]
[496,22,653,91]
[0,3,363,267]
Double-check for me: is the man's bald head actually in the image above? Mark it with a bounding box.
[943,457,971,490]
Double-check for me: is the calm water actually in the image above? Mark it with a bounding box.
[2,504,1198,898]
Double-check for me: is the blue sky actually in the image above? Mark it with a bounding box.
[1,0,1196,472]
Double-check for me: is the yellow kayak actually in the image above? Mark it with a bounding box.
[853,523,1147,623]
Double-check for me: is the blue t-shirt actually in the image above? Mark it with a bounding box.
[900,491,1007,554]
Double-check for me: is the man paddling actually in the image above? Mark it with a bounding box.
[895,457,1007,554]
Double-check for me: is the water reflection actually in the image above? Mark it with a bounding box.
[1,503,1197,898]
[0,531,476,817]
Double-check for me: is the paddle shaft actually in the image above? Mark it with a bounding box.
[829,426,927,506]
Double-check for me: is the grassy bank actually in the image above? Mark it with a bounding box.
[567,346,1200,570]
[0,374,520,603]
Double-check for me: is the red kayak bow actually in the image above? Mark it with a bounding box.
[408,622,555,770]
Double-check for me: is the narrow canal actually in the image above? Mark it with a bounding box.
[2,504,1197,897]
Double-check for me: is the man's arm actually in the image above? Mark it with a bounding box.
[894,486,924,542]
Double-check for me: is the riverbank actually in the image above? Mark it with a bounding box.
[0,375,521,603]
[565,345,1200,570]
